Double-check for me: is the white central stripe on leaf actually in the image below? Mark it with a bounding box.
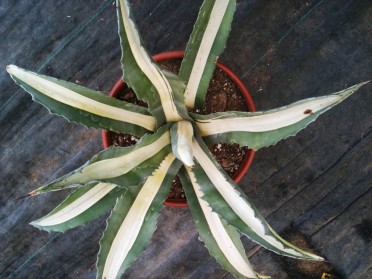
[184,0,229,108]
[192,139,307,258]
[197,95,344,135]
[171,121,194,167]
[102,154,175,278]
[6,65,156,131]
[187,168,258,278]
[119,0,181,122]
[63,132,170,184]
[31,183,116,227]
[176,122,194,167]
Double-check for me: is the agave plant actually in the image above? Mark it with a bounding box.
[6,0,367,278]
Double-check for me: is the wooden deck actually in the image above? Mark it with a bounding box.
[0,1,371,278]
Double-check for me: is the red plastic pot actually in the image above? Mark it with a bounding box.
[102,51,255,207]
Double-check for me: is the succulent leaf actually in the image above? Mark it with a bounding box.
[96,154,181,279]
[6,65,155,136]
[193,82,368,149]
[117,0,187,125]
[170,121,194,167]
[30,125,172,195]
[191,134,323,261]
[180,168,262,279]
[161,70,192,121]
[31,183,124,232]
[179,0,236,109]
[7,0,368,277]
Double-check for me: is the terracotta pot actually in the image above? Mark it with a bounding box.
[102,51,255,207]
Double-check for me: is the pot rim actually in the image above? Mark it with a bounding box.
[101,50,255,208]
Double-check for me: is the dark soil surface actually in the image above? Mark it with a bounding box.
[109,59,250,200]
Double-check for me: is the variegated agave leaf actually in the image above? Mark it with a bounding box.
[96,154,182,279]
[6,0,369,278]
[193,82,368,149]
[29,125,172,196]
[170,120,195,167]
[116,0,189,125]
[162,70,193,122]
[31,182,125,233]
[179,168,265,279]
[190,134,323,261]
[179,0,236,109]
[6,65,155,137]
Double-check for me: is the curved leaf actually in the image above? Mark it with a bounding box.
[179,0,236,109]
[31,183,125,232]
[180,168,262,279]
[6,65,155,136]
[193,82,368,149]
[96,154,181,279]
[191,135,323,261]
[117,0,186,125]
[29,125,172,195]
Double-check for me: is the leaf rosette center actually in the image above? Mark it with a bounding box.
[170,120,195,167]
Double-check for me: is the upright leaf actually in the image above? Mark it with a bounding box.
[6,65,155,136]
[179,0,236,109]
[170,121,194,167]
[96,154,181,279]
[117,0,186,125]
[162,70,192,121]
[193,82,368,149]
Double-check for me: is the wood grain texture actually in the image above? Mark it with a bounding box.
[0,0,371,278]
